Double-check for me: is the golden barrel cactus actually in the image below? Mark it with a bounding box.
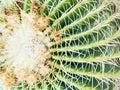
[0,0,120,90]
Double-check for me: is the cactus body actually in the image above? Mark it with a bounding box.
[0,0,120,90]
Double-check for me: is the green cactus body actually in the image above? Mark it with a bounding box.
[0,0,120,90]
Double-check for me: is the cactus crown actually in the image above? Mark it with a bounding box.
[0,0,120,90]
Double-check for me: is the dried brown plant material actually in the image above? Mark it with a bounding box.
[0,66,6,74]
[0,42,4,48]
[4,72,17,87]
[31,0,41,13]
[34,16,49,31]
[3,8,13,16]
[50,29,62,41]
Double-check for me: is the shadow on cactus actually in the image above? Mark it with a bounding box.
[0,0,120,90]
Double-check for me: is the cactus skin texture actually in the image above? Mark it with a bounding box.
[0,0,120,90]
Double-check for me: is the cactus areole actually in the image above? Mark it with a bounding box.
[0,6,53,87]
[0,0,120,90]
